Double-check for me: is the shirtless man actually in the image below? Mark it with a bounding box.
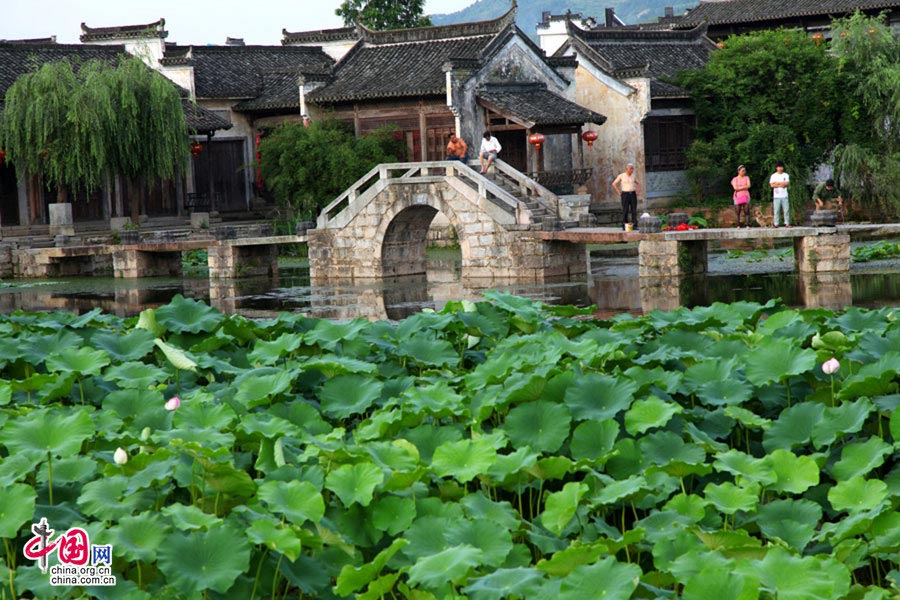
[612,163,641,230]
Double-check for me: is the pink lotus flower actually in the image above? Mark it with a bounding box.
[164,396,181,411]
[822,358,840,375]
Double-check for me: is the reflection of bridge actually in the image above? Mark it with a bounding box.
[308,160,585,282]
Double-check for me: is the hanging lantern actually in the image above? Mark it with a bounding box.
[812,32,824,45]
[528,133,546,150]
[190,141,203,158]
[581,130,598,149]
[0,149,5,165]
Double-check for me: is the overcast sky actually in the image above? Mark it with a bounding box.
[2,0,474,45]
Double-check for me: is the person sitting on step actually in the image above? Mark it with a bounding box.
[479,131,502,174]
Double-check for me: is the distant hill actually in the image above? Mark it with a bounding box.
[431,0,697,37]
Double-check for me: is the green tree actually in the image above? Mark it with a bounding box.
[258,120,406,220]
[337,0,431,30]
[677,29,845,205]
[831,12,900,217]
[0,56,187,220]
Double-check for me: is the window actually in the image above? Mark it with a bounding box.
[644,116,694,171]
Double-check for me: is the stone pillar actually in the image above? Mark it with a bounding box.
[208,244,278,279]
[639,239,707,277]
[209,279,238,314]
[639,276,682,313]
[799,272,852,310]
[794,234,850,273]
[113,249,182,278]
[48,203,75,236]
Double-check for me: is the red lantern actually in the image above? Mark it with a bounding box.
[190,141,203,158]
[528,133,546,150]
[581,130,598,149]
[0,149,5,165]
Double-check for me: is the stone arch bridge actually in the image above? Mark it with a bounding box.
[308,160,586,282]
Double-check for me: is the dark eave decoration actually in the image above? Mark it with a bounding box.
[182,99,232,134]
[80,18,168,42]
[476,82,606,128]
[0,36,57,44]
[357,1,517,45]
[673,0,900,29]
[281,26,358,45]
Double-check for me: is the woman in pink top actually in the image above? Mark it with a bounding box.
[731,165,751,228]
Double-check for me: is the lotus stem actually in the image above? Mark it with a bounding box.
[3,538,16,600]
[249,547,269,600]
[47,451,53,506]
[271,551,285,598]
[830,374,835,407]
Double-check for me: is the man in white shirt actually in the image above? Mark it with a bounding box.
[479,131,502,174]
[769,161,790,227]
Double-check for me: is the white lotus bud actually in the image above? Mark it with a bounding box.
[113,447,128,465]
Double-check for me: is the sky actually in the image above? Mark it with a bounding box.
[1,0,474,46]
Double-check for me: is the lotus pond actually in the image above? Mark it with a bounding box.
[2,293,900,598]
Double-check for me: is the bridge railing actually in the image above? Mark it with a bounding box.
[317,161,531,228]
[470,158,560,218]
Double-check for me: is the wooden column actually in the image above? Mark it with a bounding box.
[526,128,534,174]
[419,104,427,161]
[575,132,585,170]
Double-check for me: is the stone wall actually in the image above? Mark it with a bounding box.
[794,233,850,273]
[638,239,708,278]
[646,170,690,205]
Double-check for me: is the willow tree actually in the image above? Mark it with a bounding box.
[0,55,188,220]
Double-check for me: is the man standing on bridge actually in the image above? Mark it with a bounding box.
[612,163,641,231]
[769,161,790,227]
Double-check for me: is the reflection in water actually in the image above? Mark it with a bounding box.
[0,251,899,319]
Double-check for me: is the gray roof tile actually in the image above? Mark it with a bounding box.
[675,0,900,28]
[477,83,606,126]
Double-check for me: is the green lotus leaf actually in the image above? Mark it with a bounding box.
[91,329,156,362]
[563,373,637,422]
[0,453,41,487]
[154,339,198,372]
[305,318,369,351]
[682,564,759,600]
[592,474,647,506]
[570,420,619,462]
[45,346,110,375]
[828,476,888,513]
[757,498,822,550]
[398,334,458,367]
[78,475,154,520]
[765,449,820,494]
[625,396,683,435]
[624,365,683,394]
[21,330,82,365]
[246,518,303,562]
[248,332,304,365]
[161,503,223,531]
[811,398,873,448]
[697,378,754,407]
[745,547,850,600]
[724,406,771,430]
[402,380,466,418]
[683,358,738,393]
[403,424,463,463]
[557,557,641,600]
[371,495,416,536]
[0,408,92,458]
[831,437,891,481]
[445,517,513,568]
[504,401,571,453]
[839,351,900,400]
[0,483,36,538]
[319,374,383,419]
[175,399,236,432]
[158,526,250,595]
[487,446,540,481]
[325,462,384,507]
[641,431,706,467]
[463,567,546,600]
[334,538,408,596]
[155,294,224,334]
[258,480,325,524]
[104,361,169,389]
[870,511,900,551]
[431,438,497,483]
[744,338,816,386]
[234,369,293,408]
[763,402,824,452]
[535,541,608,577]
[542,482,588,536]
[109,512,169,562]
[663,493,707,522]
[407,544,483,590]
[713,449,776,486]
[36,455,97,486]
[301,355,378,378]
[703,481,759,515]
[103,387,168,431]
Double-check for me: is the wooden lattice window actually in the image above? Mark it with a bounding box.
[644,116,694,172]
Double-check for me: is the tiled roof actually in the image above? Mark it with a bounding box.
[181,99,232,133]
[282,26,358,45]
[163,44,333,99]
[232,71,302,112]
[477,83,606,127]
[0,37,57,44]
[306,3,542,104]
[673,0,900,28]
[564,24,714,98]
[80,18,167,42]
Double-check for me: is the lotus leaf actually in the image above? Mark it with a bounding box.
[463,567,546,600]
[713,450,776,486]
[162,503,223,531]
[828,477,888,512]
[153,339,198,372]
[0,408,93,458]
[248,332,304,365]
[765,449,820,494]
[325,462,384,507]
[247,517,303,561]
[258,480,325,524]
[445,517,513,567]
[557,557,641,600]
[334,538,408,596]
[831,437,892,481]
[407,544,484,590]
[811,398,873,448]
[541,482,588,536]
[109,512,168,562]
[402,380,466,418]
[625,396,683,435]
[504,400,571,453]
[746,547,850,600]
[371,495,416,535]
[592,474,647,506]
[0,483,36,538]
[744,338,816,386]
[570,420,619,462]
[155,294,224,334]
[319,374,383,419]
[398,333,459,368]
[703,481,760,514]
[763,402,824,451]
[431,438,497,483]
[157,526,250,594]
[563,373,637,421]
[234,369,293,408]
[90,329,156,362]
[756,498,822,550]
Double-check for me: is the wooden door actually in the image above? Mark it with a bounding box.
[494,130,527,172]
[0,164,19,226]
[193,139,247,213]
